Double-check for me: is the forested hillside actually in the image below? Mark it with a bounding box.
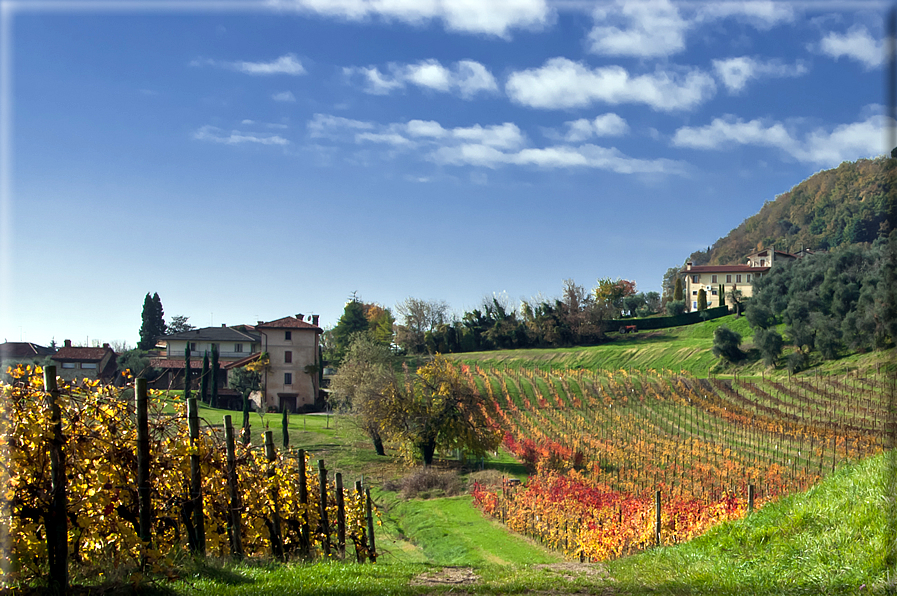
[688,157,897,266]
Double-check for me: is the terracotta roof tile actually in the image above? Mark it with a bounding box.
[686,265,770,274]
[53,346,114,362]
[256,316,321,331]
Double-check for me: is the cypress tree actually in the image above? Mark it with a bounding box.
[719,285,725,309]
[697,288,708,311]
[210,344,220,409]
[673,277,683,301]
[282,409,290,449]
[184,346,191,402]
[200,351,210,404]
[138,292,166,350]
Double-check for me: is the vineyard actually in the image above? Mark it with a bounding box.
[466,364,892,562]
[0,365,378,588]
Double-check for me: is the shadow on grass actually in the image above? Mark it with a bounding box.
[484,460,529,477]
[182,557,257,586]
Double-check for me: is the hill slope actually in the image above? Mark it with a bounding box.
[689,157,897,266]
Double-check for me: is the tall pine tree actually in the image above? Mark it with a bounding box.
[138,293,166,350]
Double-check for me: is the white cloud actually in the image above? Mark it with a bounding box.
[192,53,306,75]
[506,58,716,111]
[712,56,808,93]
[307,113,682,174]
[562,114,630,142]
[697,1,794,29]
[588,0,688,58]
[266,0,551,38]
[193,125,290,146]
[817,25,883,70]
[586,0,793,59]
[272,91,297,102]
[672,114,884,167]
[345,59,498,98]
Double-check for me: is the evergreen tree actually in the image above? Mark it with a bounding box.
[138,292,166,350]
[200,351,210,404]
[210,344,220,409]
[282,409,290,448]
[719,285,725,309]
[673,278,683,301]
[332,297,370,362]
[697,288,708,311]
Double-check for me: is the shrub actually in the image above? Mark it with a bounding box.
[787,350,809,374]
[666,300,686,316]
[753,327,784,367]
[712,325,743,362]
[396,467,464,499]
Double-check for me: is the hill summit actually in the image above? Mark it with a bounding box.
[688,157,897,266]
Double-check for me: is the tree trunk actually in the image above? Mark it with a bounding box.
[371,432,386,456]
[420,440,436,466]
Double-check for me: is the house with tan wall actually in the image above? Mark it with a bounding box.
[683,247,797,313]
[150,325,261,390]
[51,340,117,384]
[252,315,321,413]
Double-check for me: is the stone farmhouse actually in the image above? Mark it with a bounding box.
[51,340,118,384]
[683,247,798,312]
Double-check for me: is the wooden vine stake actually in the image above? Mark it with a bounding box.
[654,490,662,547]
[318,459,331,557]
[224,415,244,559]
[298,449,311,558]
[264,430,284,561]
[44,366,68,593]
[187,397,206,554]
[366,487,377,562]
[355,480,368,562]
[136,378,152,560]
[335,472,346,559]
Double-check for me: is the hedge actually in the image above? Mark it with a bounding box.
[609,305,730,331]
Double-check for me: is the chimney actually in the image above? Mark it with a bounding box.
[221,323,226,327]
[64,339,72,348]
[102,343,109,349]
[296,314,304,321]
[312,314,319,326]
[685,261,692,271]
[257,321,264,326]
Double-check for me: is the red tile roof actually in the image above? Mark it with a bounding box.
[149,358,205,370]
[0,342,55,360]
[686,265,770,274]
[256,316,321,331]
[52,346,114,362]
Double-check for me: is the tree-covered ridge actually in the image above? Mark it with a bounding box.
[689,157,897,267]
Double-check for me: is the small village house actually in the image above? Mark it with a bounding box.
[51,340,117,383]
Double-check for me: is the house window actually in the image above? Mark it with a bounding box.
[285,351,292,363]
[711,275,718,283]
[692,290,697,296]
[62,362,76,369]
[190,342,197,351]
[285,331,292,340]
[760,259,765,266]
[284,372,292,385]
[726,275,732,283]
[81,362,97,369]
[711,290,718,295]
[234,343,243,352]
[746,274,752,283]
[692,301,697,310]
[736,274,742,283]
[691,274,700,283]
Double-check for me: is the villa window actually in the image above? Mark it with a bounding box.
[726,275,732,283]
[736,274,742,283]
[285,351,292,363]
[81,362,97,369]
[285,331,292,340]
[711,275,717,283]
[234,343,243,352]
[691,274,700,283]
[746,274,752,283]
[284,372,292,385]
[62,362,76,369]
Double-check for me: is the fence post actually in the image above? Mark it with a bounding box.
[44,366,68,593]
[264,430,284,561]
[136,378,152,554]
[318,460,331,557]
[655,490,662,547]
[366,487,377,562]
[748,484,755,513]
[336,472,346,559]
[355,480,368,563]
[298,449,310,558]
[187,397,206,554]
[224,415,244,559]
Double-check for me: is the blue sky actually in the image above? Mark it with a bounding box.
[0,0,889,348]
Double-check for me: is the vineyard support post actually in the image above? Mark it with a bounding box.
[748,484,754,513]
[264,430,284,561]
[298,449,310,558]
[187,397,206,554]
[655,490,662,547]
[44,366,68,593]
[224,415,244,559]
[366,487,377,562]
[136,378,152,554]
[336,472,346,559]
[318,459,331,557]
[355,480,368,562]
